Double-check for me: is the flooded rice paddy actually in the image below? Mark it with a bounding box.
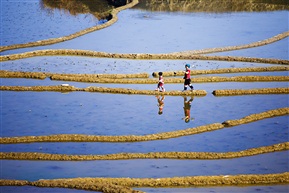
[1,0,289,192]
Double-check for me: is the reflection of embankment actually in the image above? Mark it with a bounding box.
[1,173,289,192]
[135,0,289,12]
[40,0,114,20]
[1,107,287,143]
[0,0,139,52]
[1,142,288,160]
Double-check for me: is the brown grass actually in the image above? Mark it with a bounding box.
[1,70,288,84]
[1,172,289,192]
[1,142,287,161]
[153,66,289,77]
[0,85,207,96]
[1,49,289,64]
[222,107,289,126]
[213,88,289,96]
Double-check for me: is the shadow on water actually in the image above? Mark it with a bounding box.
[133,0,289,12]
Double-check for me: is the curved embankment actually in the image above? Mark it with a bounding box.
[0,85,207,96]
[1,142,288,161]
[1,107,287,144]
[175,30,289,55]
[1,29,289,62]
[1,172,289,193]
[0,70,149,79]
[1,66,288,80]
[1,49,289,64]
[0,0,139,53]
[222,107,289,127]
[1,70,289,84]
[152,66,289,77]
[0,85,288,96]
[0,179,137,193]
[50,76,289,83]
[213,87,289,96]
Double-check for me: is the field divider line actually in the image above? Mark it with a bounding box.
[1,172,289,191]
[0,142,288,161]
[1,49,289,64]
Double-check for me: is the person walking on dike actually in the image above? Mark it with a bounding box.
[155,72,165,92]
[183,64,194,91]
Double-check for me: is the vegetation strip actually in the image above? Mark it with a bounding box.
[0,71,149,79]
[51,75,289,83]
[1,86,288,96]
[1,107,287,144]
[1,49,289,64]
[1,66,289,83]
[176,30,289,55]
[222,107,289,127]
[0,85,207,96]
[1,71,289,84]
[0,0,139,53]
[1,142,288,161]
[153,66,289,77]
[1,66,288,80]
[0,179,137,193]
[1,172,289,192]
[213,88,289,96]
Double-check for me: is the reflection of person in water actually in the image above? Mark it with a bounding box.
[183,96,194,123]
[156,95,165,115]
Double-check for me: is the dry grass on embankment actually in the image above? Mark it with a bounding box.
[1,107,287,144]
[1,49,289,65]
[213,87,289,96]
[1,142,288,161]
[0,70,149,79]
[1,172,289,193]
[1,85,288,96]
[0,85,207,96]
[152,66,289,77]
[2,66,288,80]
[1,66,289,85]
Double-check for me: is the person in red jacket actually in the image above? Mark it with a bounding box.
[155,72,165,92]
[183,64,194,91]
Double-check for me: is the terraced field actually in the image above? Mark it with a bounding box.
[1,0,288,192]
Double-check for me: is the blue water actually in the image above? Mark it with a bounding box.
[1,90,288,137]
[0,0,98,47]
[1,151,288,181]
[1,8,288,57]
[1,0,289,192]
